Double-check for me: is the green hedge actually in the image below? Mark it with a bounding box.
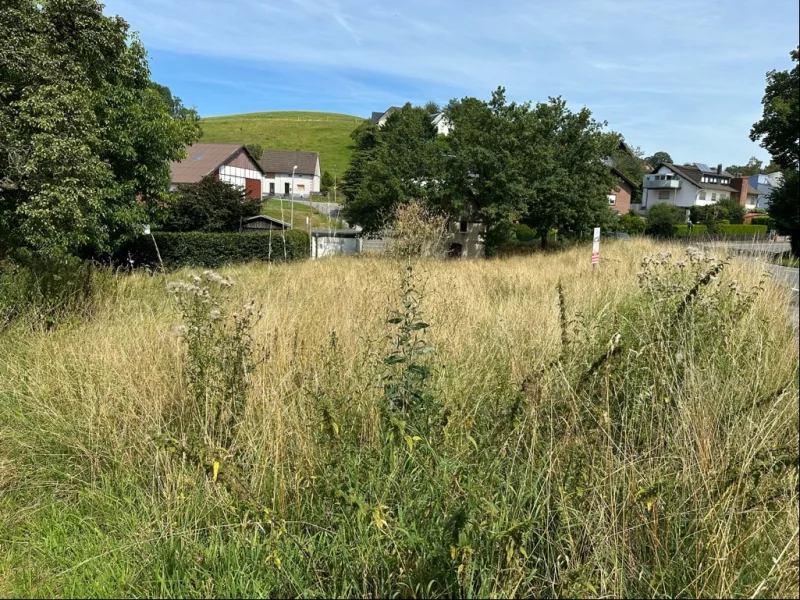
[671,224,768,238]
[118,230,309,269]
[672,224,708,237]
[717,224,767,236]
[750,216,774,229]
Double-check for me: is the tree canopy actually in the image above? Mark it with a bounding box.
[0,0,200,260]
[343,88,620,249]
[751,47,799,255]
[161,177,261,233]
[645,151,673,169]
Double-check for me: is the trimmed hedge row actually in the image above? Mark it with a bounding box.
[718,224,767,236]
[671,224,767,238]
[750,216,774,229]
[119,230,309,269]
[673,224,708,237]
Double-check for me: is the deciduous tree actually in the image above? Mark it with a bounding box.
[0,0,200,260]
[751,47,799,255]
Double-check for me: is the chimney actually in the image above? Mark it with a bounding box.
[731,177,748,207]
[717,163,722,174]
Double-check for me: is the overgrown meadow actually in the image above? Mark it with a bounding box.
[0,240,798,598]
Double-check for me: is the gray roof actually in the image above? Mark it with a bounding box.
[260,149,319,175]
[661,163,738,193]
[370,106,401,124]
[243,215,291,228]
[170,143,260,183]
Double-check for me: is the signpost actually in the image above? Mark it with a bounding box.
[591,227,600,266]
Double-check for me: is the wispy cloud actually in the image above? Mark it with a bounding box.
[104,0,799,164]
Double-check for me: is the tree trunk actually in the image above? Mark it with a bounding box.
[540,230,548,250]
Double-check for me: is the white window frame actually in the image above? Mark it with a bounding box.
[608,194,616,205]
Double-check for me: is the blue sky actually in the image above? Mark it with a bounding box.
[104,0,798,166]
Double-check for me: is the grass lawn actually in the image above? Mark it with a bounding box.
[200,111,362,174]
[1,240,797,597]
[261,199,344,230]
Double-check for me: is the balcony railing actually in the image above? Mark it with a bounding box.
[643,177,681,189]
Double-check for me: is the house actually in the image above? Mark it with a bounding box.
[608,167,638,214]
[446,218,485,258]
[748,172,783,209]
[241,215,291,231]
[431,112,453,135]
[602,141,643,214]
[729,177,765,210]
[260,149,321,198]
[370,106,452,135]
[370,107,401,127]
[169,143,263,199]
[642,162,740,210]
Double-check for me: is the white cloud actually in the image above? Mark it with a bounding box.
[104,0,799,164]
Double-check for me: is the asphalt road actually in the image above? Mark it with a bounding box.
[769,264,800,290]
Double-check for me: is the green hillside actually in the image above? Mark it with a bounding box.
[200,111,362,175]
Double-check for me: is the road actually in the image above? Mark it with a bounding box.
[699,240,791,256]
[769,264,800,290]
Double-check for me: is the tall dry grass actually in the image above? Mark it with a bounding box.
[0,239,797,597]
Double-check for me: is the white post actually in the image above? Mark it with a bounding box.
[592,227,601,267]
[290,165,297,229]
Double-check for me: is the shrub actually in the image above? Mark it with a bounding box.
[0,254,113,329]
[119,231,309,269]
[645,203,685,236]
[717,224,768,236]
[321,170,334,192]
[162,177,261,233]
[382,200,448,259]
[512,223,537,242]
[163,271,259,454]
[672,223,709,237]
[751,216,775,229]
[617,211,646,235]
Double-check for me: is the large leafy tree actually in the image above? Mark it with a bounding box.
[0,0,200,260]
[162,177,261,233]
[440,90,527,244]
[751,47,799,255]
[343,104,444,232]
[645,151,673,169]
[516,98,618,246]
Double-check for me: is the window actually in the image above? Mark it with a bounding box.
[608,194,616,205]
[297,184,305,191]
[459,220,468,233]
[711,192,717,201]
[699,191,706,200]
[658,190,670,200]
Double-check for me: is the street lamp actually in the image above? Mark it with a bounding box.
[290,165,298,228]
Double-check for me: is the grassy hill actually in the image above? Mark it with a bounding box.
[200,111,362,176]
[261,199,344,230]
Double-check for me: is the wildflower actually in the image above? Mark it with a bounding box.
[209,308,222,321]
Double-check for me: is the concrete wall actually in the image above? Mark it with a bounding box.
[445,220,485,258]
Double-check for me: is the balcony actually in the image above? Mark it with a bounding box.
[644,176,681,189]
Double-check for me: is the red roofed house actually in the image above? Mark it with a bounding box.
[170,143,263,200]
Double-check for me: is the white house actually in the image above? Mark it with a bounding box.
[370,106,452,135]
[260,149,321,198]
[431,112,452,135]
[642,162,741,211]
